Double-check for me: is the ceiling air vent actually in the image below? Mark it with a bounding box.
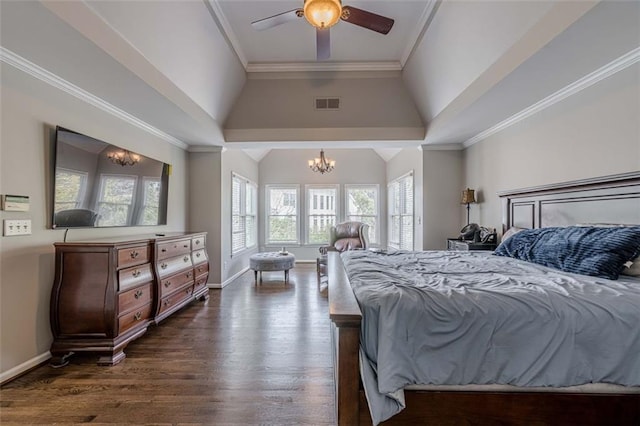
[315,97,340,110]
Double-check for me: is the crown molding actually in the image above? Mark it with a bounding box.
[421,143,464,151]
[188,145,224,153]
[0,47,188,150]
[400,0,439,67]
[463,47,640,148]
[205,0,248,69]
[246,61,402,73]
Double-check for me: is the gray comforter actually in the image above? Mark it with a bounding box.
[340,250,640,424]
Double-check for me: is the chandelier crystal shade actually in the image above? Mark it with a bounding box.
[308,149,335,174]
[303,0,342,28]
[108,149,141,167]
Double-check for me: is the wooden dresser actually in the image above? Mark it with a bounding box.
[50,232,209,366]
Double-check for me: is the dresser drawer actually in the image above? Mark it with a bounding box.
[118,302,152,334]
[118,282,153,315]
[118,245,150,269]
[159,270,194,299]
[194,275,208,293]
[157,254,193,278]
[158,285,194,316]
[118,263,153,292]
[192,235,205,250]
[194,261,209,279]
[192,249,207,265]
[157,238,191,261]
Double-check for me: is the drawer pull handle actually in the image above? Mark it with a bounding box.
[174,244,178,248]
[184,244,189,248]
[130,250,139,259]
[196,253,201,258]
[198,267,203,272]
[132,270,141,278]
[134,289,143,299]
[161,263,168,269]
[186,272,192,278]
[183,256,189,262]
[195,240,201,245]
[186,288,192,295]
[164,300,171,307]
[134,312,142,321]
[164,281,171,288]
[161,248,167,253]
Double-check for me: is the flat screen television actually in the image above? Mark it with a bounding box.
[52,126,170,228]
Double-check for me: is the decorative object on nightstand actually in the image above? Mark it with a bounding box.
[461,188,476,225]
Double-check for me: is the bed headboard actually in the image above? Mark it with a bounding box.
[498,172,640,233]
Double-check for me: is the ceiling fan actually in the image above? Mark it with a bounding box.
[251,0,394,61]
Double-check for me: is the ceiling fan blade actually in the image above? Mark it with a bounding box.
[251,9,302,31]
[317,28,330,61]
[341,6,394,35]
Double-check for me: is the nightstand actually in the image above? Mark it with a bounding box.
[447,239,497,251]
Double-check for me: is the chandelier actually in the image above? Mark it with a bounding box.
[108,149,140,166]
[303,0,342,29]
[308,149,335,174]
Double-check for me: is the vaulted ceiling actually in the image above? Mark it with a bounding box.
[1,1,638,159]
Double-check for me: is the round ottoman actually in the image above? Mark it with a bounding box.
[249,252,296,283]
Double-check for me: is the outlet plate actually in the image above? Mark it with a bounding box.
[3,219,32,236]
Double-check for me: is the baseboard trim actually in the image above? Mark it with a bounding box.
[210,267,251,289]
[1,351,51,385]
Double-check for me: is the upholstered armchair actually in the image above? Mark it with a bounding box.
[54,209,98,228]
[319,221,370,255]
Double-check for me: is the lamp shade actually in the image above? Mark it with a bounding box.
[303,0,342,28]
[461,188,476,204]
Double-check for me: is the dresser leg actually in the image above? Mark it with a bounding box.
[97,350,126,366]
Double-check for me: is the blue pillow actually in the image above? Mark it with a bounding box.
[493,226,640,280]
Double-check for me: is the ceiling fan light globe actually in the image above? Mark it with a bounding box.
[304,0,342,29]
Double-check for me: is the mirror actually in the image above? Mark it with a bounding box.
[52,126,170,228]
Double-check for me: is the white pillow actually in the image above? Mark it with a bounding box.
[501,226,525,243]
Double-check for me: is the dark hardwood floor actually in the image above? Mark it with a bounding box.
[1,265,336,425]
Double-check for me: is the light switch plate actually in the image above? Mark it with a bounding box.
[3,219,32,236]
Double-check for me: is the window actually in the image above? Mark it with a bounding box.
[54,168,88,212]
[388,172,414,250]
[96,174,137,226]
[139,177,161,225]
[232,173,258,254]
[306,185,338,244]
[345,184,379,244]
[266,185,299,245]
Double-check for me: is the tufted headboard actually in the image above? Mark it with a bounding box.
[498,172,640,233]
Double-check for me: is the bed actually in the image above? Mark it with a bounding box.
[328,172,640,425]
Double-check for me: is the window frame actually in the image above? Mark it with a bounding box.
[265,184,300,246]
[231,172,258,255]
[305,184,340,245]
[388,171,414,251]
[54,167,88,212]
[95,173,138,227]
[139,176,161,226]
[344,184,380,244]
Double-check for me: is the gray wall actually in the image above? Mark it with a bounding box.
[225,71,424,142]
[188,149,222,285]
[422,149,463,250]
[463,63,640,235]
[0,63,189,379]
[258,149,387,261]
